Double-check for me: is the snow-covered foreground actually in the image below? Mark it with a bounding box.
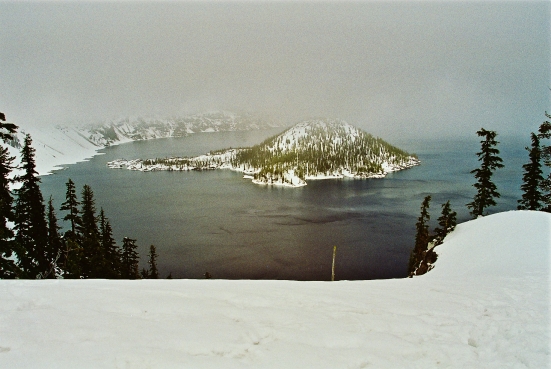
[0,211,549,368]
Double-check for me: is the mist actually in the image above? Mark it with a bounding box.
[1,1,549,140]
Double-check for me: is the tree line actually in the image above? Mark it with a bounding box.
[408,115,551,276]
[0,112,160,279]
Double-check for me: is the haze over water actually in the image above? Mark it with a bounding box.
[39,129,526,280]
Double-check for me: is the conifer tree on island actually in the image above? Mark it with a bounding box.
[467,128,504,218]
[518,133,544,210]
[408,195,431,277]
[14,134,49,278]
[0,112,18,278]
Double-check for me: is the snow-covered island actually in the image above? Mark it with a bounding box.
[1,210,549,368]
[107,119,420,187]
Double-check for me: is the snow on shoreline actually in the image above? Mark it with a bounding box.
[0,211,549,368]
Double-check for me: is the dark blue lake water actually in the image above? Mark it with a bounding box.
[39,130,528,280]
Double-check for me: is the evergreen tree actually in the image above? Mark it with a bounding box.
[147,244,159,279]
[14,134,49,278]
[0,112,18,143]
[538,113,551,212]
[0,113,18,278]
[78,184,103,278]
[121,237,140,279]
[99,208,120,278]
[433,200,457,246]
[62,237,83,279]
[518,133,544,210]
[408,195,431,276]
[466,128,504,218]
[60,179,80,237]
[140,268,149,279]
[45,197,63,278]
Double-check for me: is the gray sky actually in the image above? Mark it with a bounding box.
[1,1,549,139]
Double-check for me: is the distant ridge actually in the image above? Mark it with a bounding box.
[109,118,420,187]
[6,111,281,175]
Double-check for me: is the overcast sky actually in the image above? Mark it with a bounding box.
[1,1,549,139]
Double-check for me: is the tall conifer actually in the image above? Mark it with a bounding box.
[121,237,140,279]
[0,113,18,278]
[408,195,431,276]
[14,134,49,278]
[433,200,457,246]
[538,113,551,212]
[79,184,103,278]
[45,197,63,278]
[147,244,159,279]
[60,179,80,237]
[99,208,120,278]
[518,133,544,210]
[466,128,504,218]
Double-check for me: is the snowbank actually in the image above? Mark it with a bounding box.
[0,211,549,368]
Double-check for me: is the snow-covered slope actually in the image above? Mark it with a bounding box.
[0,211,549,368]
[6,112,279,176]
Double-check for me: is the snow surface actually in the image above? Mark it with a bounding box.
[0,211,549,368]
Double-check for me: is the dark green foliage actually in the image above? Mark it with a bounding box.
[538,113,551,212]
[45,197,63,278]
[466,128,504,218]
[140,268,149,279]
[99,208,121,278]
[433,201,457,246]
[60,179,81,237]
[408,195,431,276]
[0,114,18,278]
[147,244,159,279]
[62,237,82,279]
[0,112,18,144]
[79,185,103,278]
[518,133,544,210]
[121,237,140,279]
[14,134,49,278]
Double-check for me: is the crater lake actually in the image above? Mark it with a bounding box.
[39,129,527,280]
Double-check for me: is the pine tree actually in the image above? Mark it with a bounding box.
[14,134,49,278]
[60,179,80,238]
[518,133,544,210]
[147,244,159,279]
[140,268,149,279]
[538,113,551,212]
[0,112,18,143]
[0,113,18,278]
[433,200,457,246]
[78,184,103,278]
[99,208,120,278]
[466,128,504,218]
[121,237,140,279]
[45,197,63,278]
[408,195,431,276]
